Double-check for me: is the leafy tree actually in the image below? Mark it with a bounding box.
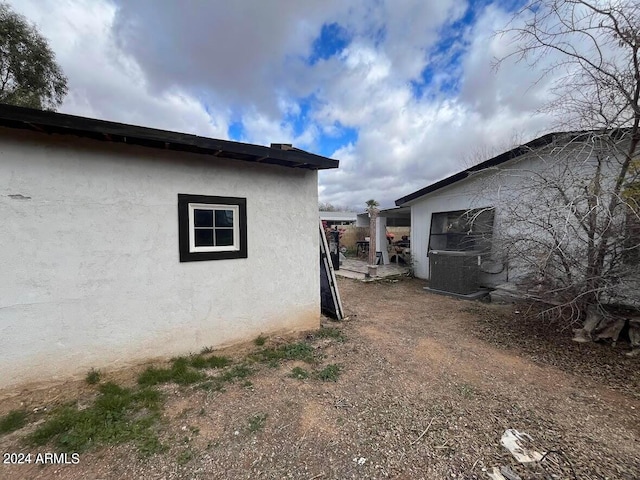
[365,199,379,212]
[0,3,67,110]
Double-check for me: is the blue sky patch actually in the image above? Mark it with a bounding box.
[281,94,357,156]
[317,124,358,157]
[308,22,351,64]
[411,1,496,99]
[283,95,315,137]
[228,120,245,141]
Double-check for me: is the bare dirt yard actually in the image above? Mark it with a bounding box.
[1,276,639,479]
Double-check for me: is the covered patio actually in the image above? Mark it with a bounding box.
[355,206,411,265]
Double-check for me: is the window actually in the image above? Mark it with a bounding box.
[428,208,494,253]
[178,194,247,262]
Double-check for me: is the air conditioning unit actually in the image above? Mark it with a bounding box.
[429,250,482,295]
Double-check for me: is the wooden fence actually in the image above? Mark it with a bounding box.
[334,225,411,251]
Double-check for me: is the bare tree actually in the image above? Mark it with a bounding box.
[490,0,640,328]
[462,131,526,169]
[319,202,357,212]
[319,202,338,212]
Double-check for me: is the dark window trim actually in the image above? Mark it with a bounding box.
[178,194,247,262]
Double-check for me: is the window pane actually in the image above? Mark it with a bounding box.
[215,209,234,227]
[194,229,214,246]
[194,209,214,227]
[215,229,234,246]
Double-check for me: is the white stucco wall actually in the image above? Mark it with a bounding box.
[0,128,320,389]
[407,141,625,284]
[408,171,500,281]
[407,153,570,282]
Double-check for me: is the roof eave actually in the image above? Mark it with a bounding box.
[0,104,339,170]
[394,132,561,206]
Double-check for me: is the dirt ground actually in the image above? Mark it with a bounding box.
[1,276,639,479]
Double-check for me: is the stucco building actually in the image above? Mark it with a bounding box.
[0,105,338,389]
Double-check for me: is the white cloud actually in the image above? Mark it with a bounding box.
[318,3,559,208]
[7,0,229,138]
[6,0,573,209]
[110,0,346,115]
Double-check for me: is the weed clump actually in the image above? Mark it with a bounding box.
[315,364,342,382]
[28,382,164,454]
[220,364,252,382]
[288,367,309,379]
[197,380,224,392]
[85,368,102,385]
[189,354,231,370]
[0,410,28,435]
[248,413,267,433]
[316,327,346,342]
[177,448,194,465]
[138,358,206,386]
[252,342,315,365]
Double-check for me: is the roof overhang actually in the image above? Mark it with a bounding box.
[378,206,411,218]
[395,128,632,206]
[394,132,561,206]
[0,104,339,171]
[356,206,411,227]
[319,211,358,222]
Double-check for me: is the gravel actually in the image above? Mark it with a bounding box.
[1,277,638,479]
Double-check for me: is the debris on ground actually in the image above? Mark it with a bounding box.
[487,430,544,480]
[487,466,522,480]
[500,429,543,464]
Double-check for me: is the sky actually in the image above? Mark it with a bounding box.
[7,0,561,210]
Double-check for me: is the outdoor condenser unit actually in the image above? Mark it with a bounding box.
[429,250,482,295]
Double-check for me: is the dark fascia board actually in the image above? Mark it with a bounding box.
[395,131,565,206]
[0,104,339,170]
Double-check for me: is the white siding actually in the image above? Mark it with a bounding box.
[0,128,320,388]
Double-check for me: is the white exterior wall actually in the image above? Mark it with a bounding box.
[407,155,546,282]
[0,128,320,389]
[407,141,626,284]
